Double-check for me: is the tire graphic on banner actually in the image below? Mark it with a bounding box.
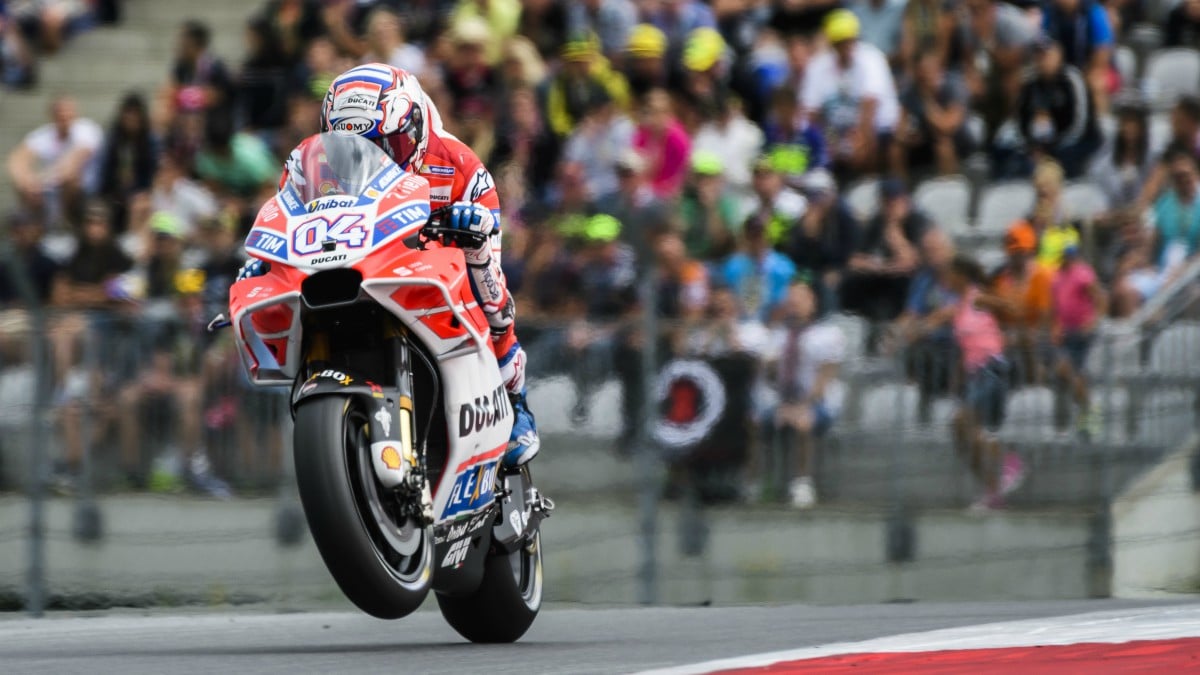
[652,359,727,449]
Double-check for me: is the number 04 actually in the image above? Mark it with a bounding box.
[293,214,367,255]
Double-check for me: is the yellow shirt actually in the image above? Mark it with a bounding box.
[1037,224,1080,270]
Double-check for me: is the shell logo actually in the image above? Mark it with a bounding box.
[380,446,403,471]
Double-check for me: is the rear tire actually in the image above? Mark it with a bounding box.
[293,395,432,619]
[436,529,543,643]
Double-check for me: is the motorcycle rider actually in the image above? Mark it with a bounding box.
[240,63,539,466]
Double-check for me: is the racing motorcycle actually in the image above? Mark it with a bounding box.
[218,132,551,643]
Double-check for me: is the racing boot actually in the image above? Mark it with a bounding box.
[504,389,540,467]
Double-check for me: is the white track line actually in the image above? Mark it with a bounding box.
[637,604,1200,675]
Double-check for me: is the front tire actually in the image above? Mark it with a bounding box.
[293,395,432,618]
[436,528,544,643]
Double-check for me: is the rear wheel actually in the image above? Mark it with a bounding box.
[436,523,544,643]
[293,395,432,618]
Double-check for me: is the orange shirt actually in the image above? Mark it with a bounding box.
[990,262,1053,329]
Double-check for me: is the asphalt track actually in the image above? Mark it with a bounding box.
[0,599,1187,674]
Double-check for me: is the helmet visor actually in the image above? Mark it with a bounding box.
[385,104,424,169]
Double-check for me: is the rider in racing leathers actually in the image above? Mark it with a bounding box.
[240,63,539,467]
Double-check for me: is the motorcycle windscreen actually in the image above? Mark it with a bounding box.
[284,132,396,204]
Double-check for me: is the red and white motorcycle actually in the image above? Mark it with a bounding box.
[222,133,550,642]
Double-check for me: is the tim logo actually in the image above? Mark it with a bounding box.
[443,461,498,518]
[458,385,511,437]
[247,230,287,259]
[373,204,429,245]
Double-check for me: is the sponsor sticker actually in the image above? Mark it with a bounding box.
[441,538,470,568]
[315,369,352,385]
[430,185,452,204]
[333,117,375,134]
[379,445,403,471]
[246,230,289,260]
[375,406,392,437]
[442,458,500,518]
[425,165,455,177]
[332,81,382,111]
[458,385,511,437]
[466,168,495,201]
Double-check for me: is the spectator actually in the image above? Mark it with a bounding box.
[516,0,569,60]
[450,0,521,65]
[143,212,187,301]
[990,222,1053,383]
[545,33,630,138]
[747,154,807,246]
[597,150,671,257]
[766,279,846,509]
[762,87,828,186]
[236,17,290,133]
[1087,95,1152,211]
[1135,96,1200,212]
[848,0,905,60]
[442,18,497,123]
[361,7,426,76]
[782,168,859,313]
[7,95,104,226]
[1148,147,1200,278]
[577,214,638,319]
[1015,37,1101,178]
[690,96,763,200]
[892,228,959,424]
[258,0,324,68]
[621,22,669,99]
[0,5,36,88]
[899,0,951,71]
[491,86,560,201]
[717,213,797,322]
[841,177,925,324]
[148,152,218,239]
[655,230,709,321]
[633,88,692,199]
[801,9,899,178]
[687,285,771,358]
[645,0,716,59]
[498,35,548,94]
[951,0,1035,142]
[1051,244,1106,437]
[1025,159,1082,269]
[162,20,233,127]
[193,115,278,198]
[1041,0,1115,112]
[51,201,133,309]
[892,43,972,178]
[0,210,59,306]
[931,255,1022,511]
[679,26,731,128]
[1165,0,1200,50]
[679,151,741,260]
[567,0,637,60]
[98,93,159,230]
[9,0,92,53]
[560,92,631,200]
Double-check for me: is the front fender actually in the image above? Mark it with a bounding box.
[292,368,414,489]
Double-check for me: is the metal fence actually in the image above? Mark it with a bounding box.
[1,295,1198,612]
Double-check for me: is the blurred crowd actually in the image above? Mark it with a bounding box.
[3,0,1200,508]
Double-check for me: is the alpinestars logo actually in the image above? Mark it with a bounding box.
[466,168,495,201]
[442,538,470,568]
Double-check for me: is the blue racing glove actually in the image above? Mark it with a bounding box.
[445,201,497,245]
[236,259,270,281]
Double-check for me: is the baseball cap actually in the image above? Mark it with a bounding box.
[823,9,861,44]
[150,211,185,239]
[626,23,667,59]
[879,177,908,200]
[583,214,622,243]
[1005,222,1038,254]
[682,27,726,72]
[562,33,598,62]
[691,150,723,177]
[451,17,490,46]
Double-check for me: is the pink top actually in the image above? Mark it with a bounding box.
[633,120,691,198]
[954,287,1006,373]
[1052,261,1098,332]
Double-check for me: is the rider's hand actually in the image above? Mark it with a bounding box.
[445,202,497,244]
[236,259,270,282]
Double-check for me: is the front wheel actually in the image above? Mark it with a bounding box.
[293,395,432,619]
[436,525,544,643]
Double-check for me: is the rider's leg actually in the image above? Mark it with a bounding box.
[464,234,539,466]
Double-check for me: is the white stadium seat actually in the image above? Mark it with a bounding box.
[914,175,972,235]
[1144,48,1200,109]
[844,178,880,223]
[1063,181,1110,222]
[976,181,1036,237]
